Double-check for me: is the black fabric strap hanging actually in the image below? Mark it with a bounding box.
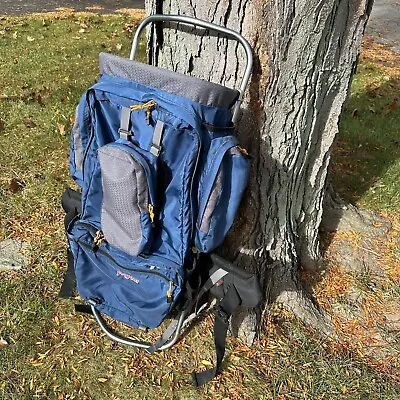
[59,249,77,299]
[59,188,82,299]
[192,285,242,387]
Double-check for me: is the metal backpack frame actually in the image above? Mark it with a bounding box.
[61,13,260,386]
[88,13,254,352]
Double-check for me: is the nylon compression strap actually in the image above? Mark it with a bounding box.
[119,106,132,140]
[59,249,77,299]
[59,188,81,299]
[192,285,242,387]
[150,120,164,157]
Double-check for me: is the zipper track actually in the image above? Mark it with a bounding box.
[78,239,171,283]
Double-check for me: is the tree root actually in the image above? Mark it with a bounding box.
[275,286,334,339]
[321,182,391,236]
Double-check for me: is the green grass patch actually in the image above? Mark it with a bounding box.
[0,13,399,400]
[332,62,400,214]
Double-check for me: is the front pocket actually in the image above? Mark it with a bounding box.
[71,227,182,329]
[195,136,250,253]
[98,141,157,256]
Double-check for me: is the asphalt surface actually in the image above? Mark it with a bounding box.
[0,0,398,54]
[365,0,400,53]
[0,0,144,15]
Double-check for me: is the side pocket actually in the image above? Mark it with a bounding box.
[70,93,91,187]
[195,136,250,253]
[98,141,157,256]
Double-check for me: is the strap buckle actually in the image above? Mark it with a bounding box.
[118,128,132,141]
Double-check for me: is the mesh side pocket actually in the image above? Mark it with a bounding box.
[98,145,152,256]
[195,138,250,253]
[200,165,224,233]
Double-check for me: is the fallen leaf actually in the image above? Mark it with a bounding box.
[98,377,109,383]
[0,338,8,348]
[79,28,86,34]
[57,123,65,135]
[382,98,399,116]
[116,43,122,50]
[23,117,37,128]
[201,360,212,366]
[12,31,17,39]
[27,36,35,42]
[8,178,25,193]
[351,108,358,118]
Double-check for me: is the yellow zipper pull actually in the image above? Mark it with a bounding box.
[237,145,249,157]
[148,204,155,224]
[130,100,156,125]
[166,281,174,303]
[93,230,105,250]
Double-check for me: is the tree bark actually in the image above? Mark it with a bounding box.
[144,0,373,337]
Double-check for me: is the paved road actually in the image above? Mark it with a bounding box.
[365,0,400,53]
[0,0,144,15]
[0,0,399,54]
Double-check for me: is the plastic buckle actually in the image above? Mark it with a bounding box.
[118,128,132,141]
[150,143,162,157]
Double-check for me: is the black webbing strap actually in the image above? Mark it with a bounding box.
[59,188,81,299]
[192,285,241,387]
[74,303,93,315]
[59,249,77,299]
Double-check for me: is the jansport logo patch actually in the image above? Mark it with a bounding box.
[116,270,140,284]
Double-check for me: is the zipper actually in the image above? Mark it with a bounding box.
[79,239,175,302]
[78,239,172,283]
[130,99,157,125]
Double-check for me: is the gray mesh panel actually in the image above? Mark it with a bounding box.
[200,165,224,233]
[98,146,149,256]
[72,106,83,171]
[99,52,239,110]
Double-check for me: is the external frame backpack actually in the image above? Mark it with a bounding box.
[60,14,262,386]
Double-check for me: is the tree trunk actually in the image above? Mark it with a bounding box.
[144,0,373,339]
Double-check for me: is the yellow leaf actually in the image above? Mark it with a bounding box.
[341,385,347,394]
[201,360,212,366]
[98,377,108,383]
[27,36,35,42]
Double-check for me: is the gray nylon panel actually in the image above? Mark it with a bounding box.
[98,146,149,256]
[200,164,224,233]
[99,52,239,110]
[72,106,83,171]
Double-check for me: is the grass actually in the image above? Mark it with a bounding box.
[0,12,399,400]
[331,37,400,214]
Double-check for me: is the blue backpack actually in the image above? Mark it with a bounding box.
[60,15,262,386]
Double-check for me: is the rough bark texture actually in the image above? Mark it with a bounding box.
[144,0,373,337]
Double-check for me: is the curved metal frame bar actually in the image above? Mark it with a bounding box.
[91,305,186,351]
[130,14,253,123]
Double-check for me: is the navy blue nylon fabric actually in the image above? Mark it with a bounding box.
[68,71,250,329]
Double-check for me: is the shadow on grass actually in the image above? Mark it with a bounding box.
[330,73,400,212]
